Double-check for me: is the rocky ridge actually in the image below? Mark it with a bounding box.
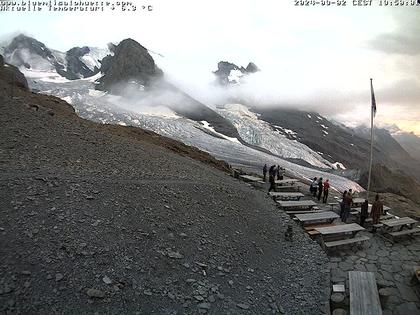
[0,54,330,315]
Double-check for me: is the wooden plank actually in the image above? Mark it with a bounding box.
[275,185,301,192]
[316,223,365,235]
[382,217,418,227]
[353,205,392,213]
[349,271,382,315]
[304,223,337,231]
[325,235,370,248]
[389,228,420,237]
[274,179,300,185]
[285,210,325,215]
[295,211,339,223]
[269,192,304,198]
[277,200,317,208]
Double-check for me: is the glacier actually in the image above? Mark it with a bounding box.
[23,70,363,193]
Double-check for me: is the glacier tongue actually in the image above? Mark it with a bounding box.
[25,74,363,193]
[217,104,333,169]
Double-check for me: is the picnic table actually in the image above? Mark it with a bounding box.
[338,197,367,208]
[349,271,383,315]
[269,192,304,201]
[276,200,317,211]
[274,179,300,186]
[381,217,420,241]
[295,211,339,226]
[353,204,391,214]
[315,223,369,249]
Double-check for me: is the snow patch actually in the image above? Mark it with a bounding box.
[332,162,346,170]
[200,121,241,144]
[307,114,312,119]
[228,69,244,84]
[61,96,73,104]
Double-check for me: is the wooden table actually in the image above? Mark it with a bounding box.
[338,197,367,208]
[276,200,317,211]
[269,192,304,201]
[275,185,301,192]
[315,223,368,249]
[353,205,391,214]
[316,223,365,235]
[295,211,339,226]
[349,271,383,315]
[382,217,417,230]
[275,179,300,186]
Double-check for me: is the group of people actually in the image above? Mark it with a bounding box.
[262,164,285,193]
[340,190,384,227]
[309,177,330,203]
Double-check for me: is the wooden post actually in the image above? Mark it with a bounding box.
[366,78,375,200]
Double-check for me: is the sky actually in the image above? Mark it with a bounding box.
[0,0,419,135]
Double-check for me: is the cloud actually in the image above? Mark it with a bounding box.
[368,9,420,55]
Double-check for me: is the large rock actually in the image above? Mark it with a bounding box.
[96,38,163,92]
[0,55,29,93]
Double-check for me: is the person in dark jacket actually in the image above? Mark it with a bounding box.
[317,178,323,201]
[360,199,369,227]
[310,177,318,197]
[263,164,268,182]
[342,190,353,223]
[340,190,347,220]
[268,165,276,193]
[276,165,281,180]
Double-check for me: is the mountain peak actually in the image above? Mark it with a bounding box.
[214,60,259,85]
[96,38,163,92]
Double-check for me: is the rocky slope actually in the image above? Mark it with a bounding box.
[0,59,330,314]
[393,132,420,163]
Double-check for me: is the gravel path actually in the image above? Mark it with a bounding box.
[0,93,330,314]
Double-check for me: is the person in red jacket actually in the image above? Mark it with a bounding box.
[322,179,330,203]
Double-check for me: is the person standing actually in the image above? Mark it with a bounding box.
[263,164,268,182]
[360,199,369,227]
[268,165,276,193]
[317,178,323,201]
[371,194,383,225]
[322,179,330,203]
[340,190,347,219]
[276,165,281,180]
[342,190,353,223]
[310,177,318,197]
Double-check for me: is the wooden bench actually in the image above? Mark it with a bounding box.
[389,227,420,238]
[325,235,370,248]
[349,271,382,315]
[285,210,324,215]
[277,200,317,211]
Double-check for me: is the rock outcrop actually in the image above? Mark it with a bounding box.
[96,38,163,92]
[213,61,259,85]
[0,54,28,94]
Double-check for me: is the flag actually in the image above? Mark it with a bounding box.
[370,78,377,117]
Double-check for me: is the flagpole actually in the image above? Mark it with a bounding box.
[366,78,375,200]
